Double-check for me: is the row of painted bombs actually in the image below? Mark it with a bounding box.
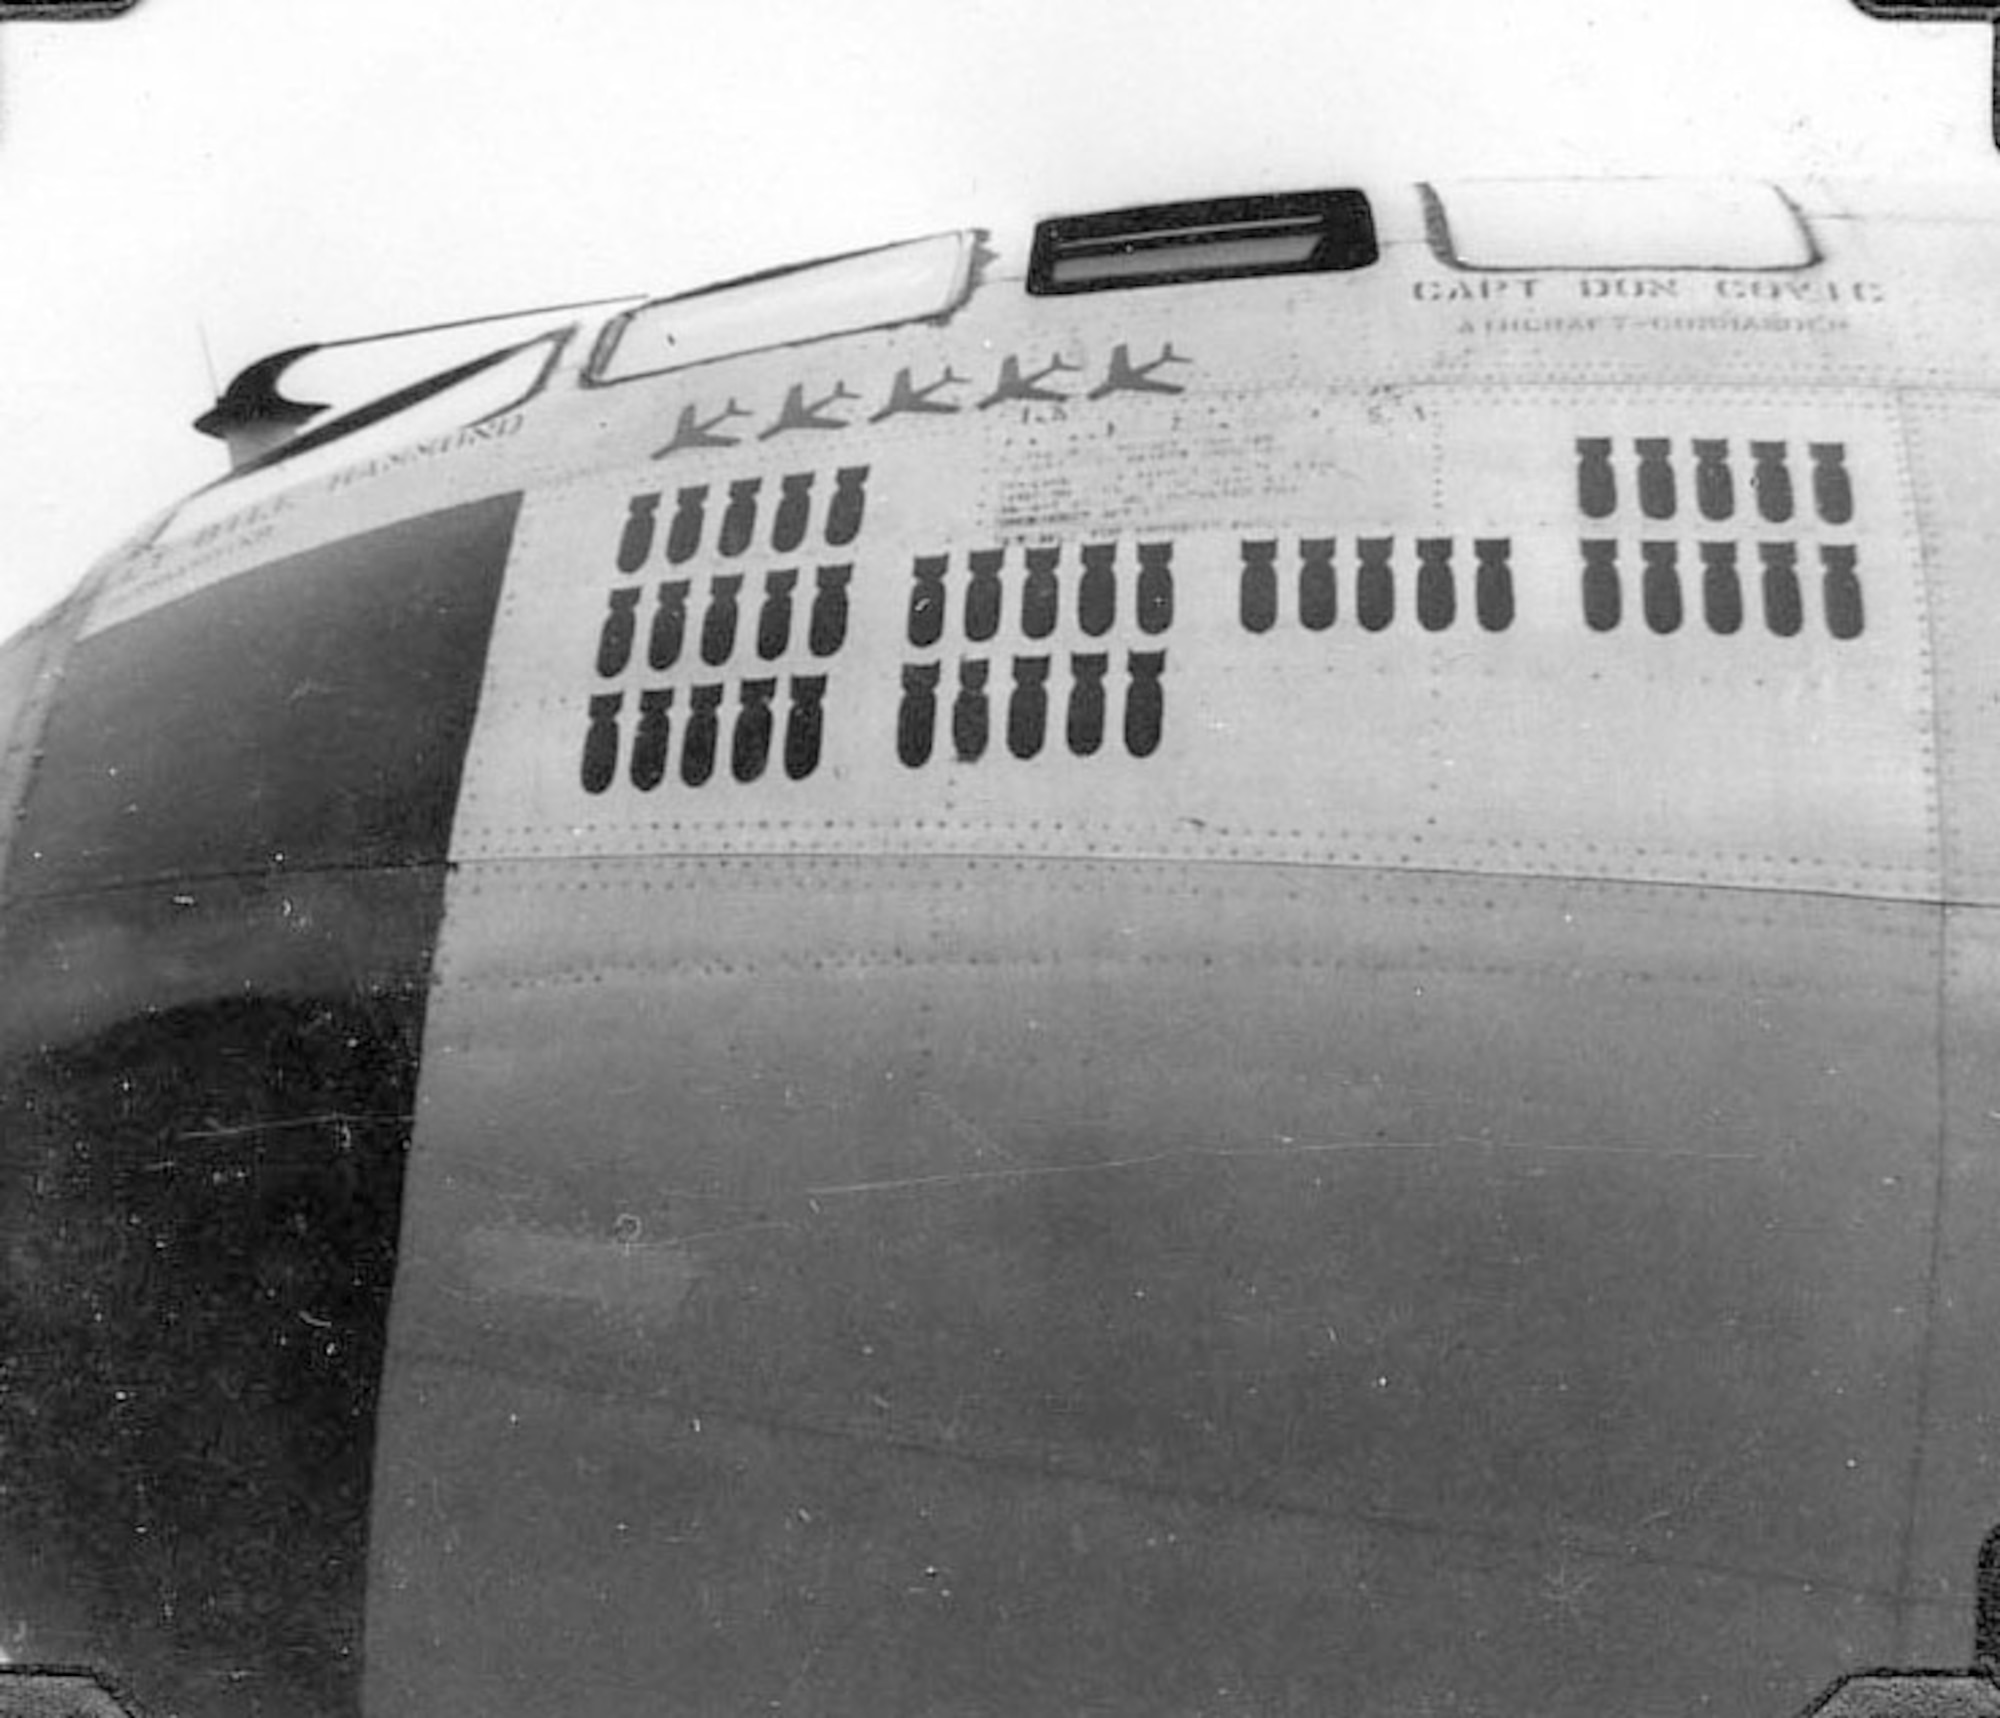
[614,468,870,570]
[909,543,1174,646]
[606,446,1848,564]
[579,651,1171,792]
[1239,538,1514,634]
[593,543,1178,681]
[1576,438,1854,526]
[899,653,1168,767]
[596,566,850,678]
[1581,540,1863,638]
[582,678,828,792]
[1231,537,1863,638]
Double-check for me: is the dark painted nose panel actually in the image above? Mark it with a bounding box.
[7,493,520,905]
[0,496,519,1717]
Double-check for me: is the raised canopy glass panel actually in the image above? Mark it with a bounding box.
[1429,179,1817,270]
[592,231,980,384]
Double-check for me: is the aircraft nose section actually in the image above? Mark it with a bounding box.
[0,600,77,941]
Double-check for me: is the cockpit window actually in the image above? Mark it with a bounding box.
[1422,180,1819,270]
[588,231,981,386]
[1027,190,1379,295]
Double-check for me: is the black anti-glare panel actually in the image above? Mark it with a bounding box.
[1027,189,1378,296]
[0,493,521,1717]
[0,993,424,1718]
[9,493,520,900]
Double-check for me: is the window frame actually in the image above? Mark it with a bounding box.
[1026,189,1380,296]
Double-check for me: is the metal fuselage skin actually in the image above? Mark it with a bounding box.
[2,184,1997,1717]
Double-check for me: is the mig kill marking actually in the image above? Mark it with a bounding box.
[651,341,1195,459]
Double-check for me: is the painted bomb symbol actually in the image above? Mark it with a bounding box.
[899,662,941,767]
[667,486,708,564]
[701,575,743,666]
[581,693,623,794]
[682,685,723,785]
[909,555,949,649]
[1810,444,1854,525]
[1576,438,1617,519]
[1760,541,1802,636]
[733,679,777,782]
[1635,438,1677,521]
[1356,537,1395,632]
[1700,541,1743,635]
[1641,540,1683,635]
[1581,539,1621,633]
[1078,543,1116,636]
[1692,440,1734,522]
[1299,539,1337,631]
[1067,653,1108,756]
[1239,540,1278,634]
[1821,544,1864,639]
[1125,651,1166,759]
[772,473,814,553]
[1474,539,1514,633]
[1022,546,1060,639]
[758,570,797,662]
[631,688,674,790]
[810,565,851,657]
[719,480,761,557]
[650,580,690,671]
[966,549,1004,643]
[1009,657,1050,759]
[826,467,869,546]
[1416,539,1455,632]
[618,492,659,572]
[786,676,827,780]
[597,587,641,678]
[1136,541,1173,635]
[953,659,991,762]
[1751,443,1794,524]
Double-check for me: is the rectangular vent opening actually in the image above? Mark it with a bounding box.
[1028,190,1378,296]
